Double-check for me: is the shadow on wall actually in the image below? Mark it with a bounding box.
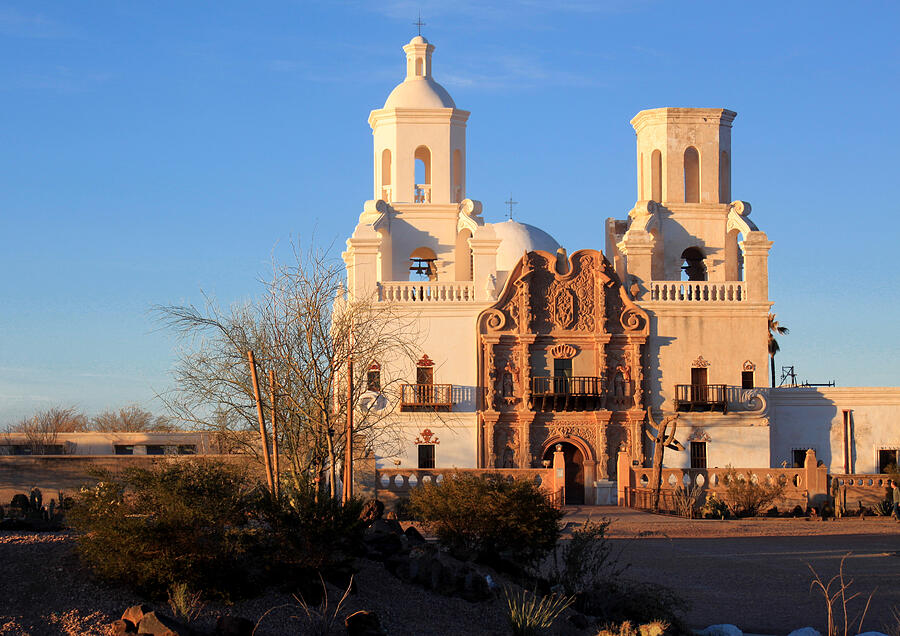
[643,313,676,414]
[387,217,454,281]
[770,390,837,469]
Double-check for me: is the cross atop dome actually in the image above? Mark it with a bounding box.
[413,13,426,36]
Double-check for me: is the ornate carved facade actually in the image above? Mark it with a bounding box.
[477,249,649,478]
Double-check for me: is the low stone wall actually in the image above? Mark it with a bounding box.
[830,473,893,509]
[374,468,554,510]
[0,455,260,503]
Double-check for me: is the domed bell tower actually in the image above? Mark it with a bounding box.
[610,107,771,303]
[369,36,469,205]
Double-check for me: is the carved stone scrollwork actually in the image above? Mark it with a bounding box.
[485,344,497,410]
[550,343,577,359]
[743,359,756,372]
[739,389,768,415]
[687,428,711,443]
[551,286,575,329]
[691,355,711,368]
[483,308,507,332]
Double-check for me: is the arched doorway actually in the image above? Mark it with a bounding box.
[543,441,585,505]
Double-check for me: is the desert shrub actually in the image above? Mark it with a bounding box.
[765,506,780,517]
[721,467,786,517]
[791,504,806,517]
[671,484,703,519]
[699,492,729,519]
[167,582,204,623]
[69,459,265,599]
[596,620,670,636]
[256,481,365,584]
[503,587,573,636]
[552,517,626,596]
[581,580,687,629]
[408,472,564,568]
[9,493,30,514]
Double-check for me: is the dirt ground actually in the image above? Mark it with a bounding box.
[570,506,900,634]
[1,508,898,635]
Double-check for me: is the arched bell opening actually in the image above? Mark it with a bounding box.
[680,247,707,282]
[409,246,437,282]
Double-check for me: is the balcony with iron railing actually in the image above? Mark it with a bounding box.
[531,376,603,412]
[400,383,453,411]
[673,384,729,413]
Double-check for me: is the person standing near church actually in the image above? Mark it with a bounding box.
[889,479,900,520]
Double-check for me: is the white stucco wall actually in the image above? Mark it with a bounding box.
[771,388,900,473]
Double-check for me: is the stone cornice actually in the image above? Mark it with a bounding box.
[630,107,737,134]
[369,108,470,129]
[771,387,900,406]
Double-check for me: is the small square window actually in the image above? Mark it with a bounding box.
[690,442,707,469]
[878,449,899,474]
[418,444,435,469]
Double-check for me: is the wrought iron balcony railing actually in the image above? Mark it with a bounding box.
[401,383,452,411]
[674,384,728,413]
[531,376,602,412]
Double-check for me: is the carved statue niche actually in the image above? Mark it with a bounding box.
[502,358,517,403]
[497,427,517,468]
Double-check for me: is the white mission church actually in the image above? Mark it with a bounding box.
[340,35,899,505]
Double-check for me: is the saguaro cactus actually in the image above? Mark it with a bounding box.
[645,411,682,512]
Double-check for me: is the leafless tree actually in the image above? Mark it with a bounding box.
[6,406,88,454]
[91,405,176,432]
[156,245,421,497]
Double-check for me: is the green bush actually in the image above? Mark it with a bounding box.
[552,517,626,596]
[69,459,266,599]
[408,472,563,568]
[257,481,365,581]
[721,467,786,517]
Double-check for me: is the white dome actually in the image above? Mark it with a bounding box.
[384,78,456,109]
[490,220,561,273]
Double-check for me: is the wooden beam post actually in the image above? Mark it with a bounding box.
[247,350,274,495]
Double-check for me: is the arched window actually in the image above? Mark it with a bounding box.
[681,247,707,281]
[414,145,431,203]
[684,146,700,203]
[719,150,731,203]
[651,149,662,202]
[381,149,392,201]
[725,229,743,281]
[366,362,381,392]
[415,57,423,76]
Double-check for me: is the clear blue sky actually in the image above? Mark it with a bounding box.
[2,1,898,424]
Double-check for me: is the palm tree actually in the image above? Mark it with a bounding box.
[768,313,790,387]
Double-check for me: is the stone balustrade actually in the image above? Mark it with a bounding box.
[648,281,747,303]
[375,468,552,495]
[379,281,475,303]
